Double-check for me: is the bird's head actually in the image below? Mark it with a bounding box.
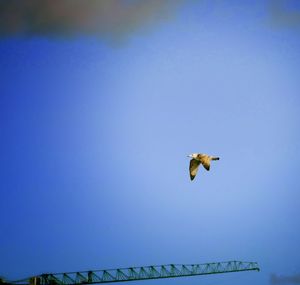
[187,153,197,159]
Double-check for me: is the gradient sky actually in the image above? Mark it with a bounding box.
[1,1,300,285]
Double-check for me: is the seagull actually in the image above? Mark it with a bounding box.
[187,153,220,181]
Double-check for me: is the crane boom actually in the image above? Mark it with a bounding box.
[10,260,259,285]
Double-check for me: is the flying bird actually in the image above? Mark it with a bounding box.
[187,153,220,181]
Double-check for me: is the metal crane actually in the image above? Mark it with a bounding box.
[5,260,259,285]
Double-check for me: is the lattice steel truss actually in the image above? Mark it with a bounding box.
[10,260,259,285]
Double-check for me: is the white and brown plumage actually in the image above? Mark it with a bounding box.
[188,153,220,181]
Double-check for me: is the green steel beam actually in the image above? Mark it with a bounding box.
[10,261,259,285]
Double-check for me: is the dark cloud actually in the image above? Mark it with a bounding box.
[0,0,187,39]
[269,0,300,29]
[271,274,300,284]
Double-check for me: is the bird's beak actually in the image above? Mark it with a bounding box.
[187,155,192,158]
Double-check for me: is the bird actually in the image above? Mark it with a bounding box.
[187,153,220,181]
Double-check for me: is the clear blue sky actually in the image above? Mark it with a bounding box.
[1,1,300,285]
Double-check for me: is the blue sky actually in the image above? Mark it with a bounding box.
[1,1,300,285]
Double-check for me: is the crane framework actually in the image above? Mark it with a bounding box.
[8,261,259,285]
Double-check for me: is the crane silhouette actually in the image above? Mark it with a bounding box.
[4,260,259,285]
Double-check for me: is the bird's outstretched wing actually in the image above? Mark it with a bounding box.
[201,156,211,171]
[189,159,201,180]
